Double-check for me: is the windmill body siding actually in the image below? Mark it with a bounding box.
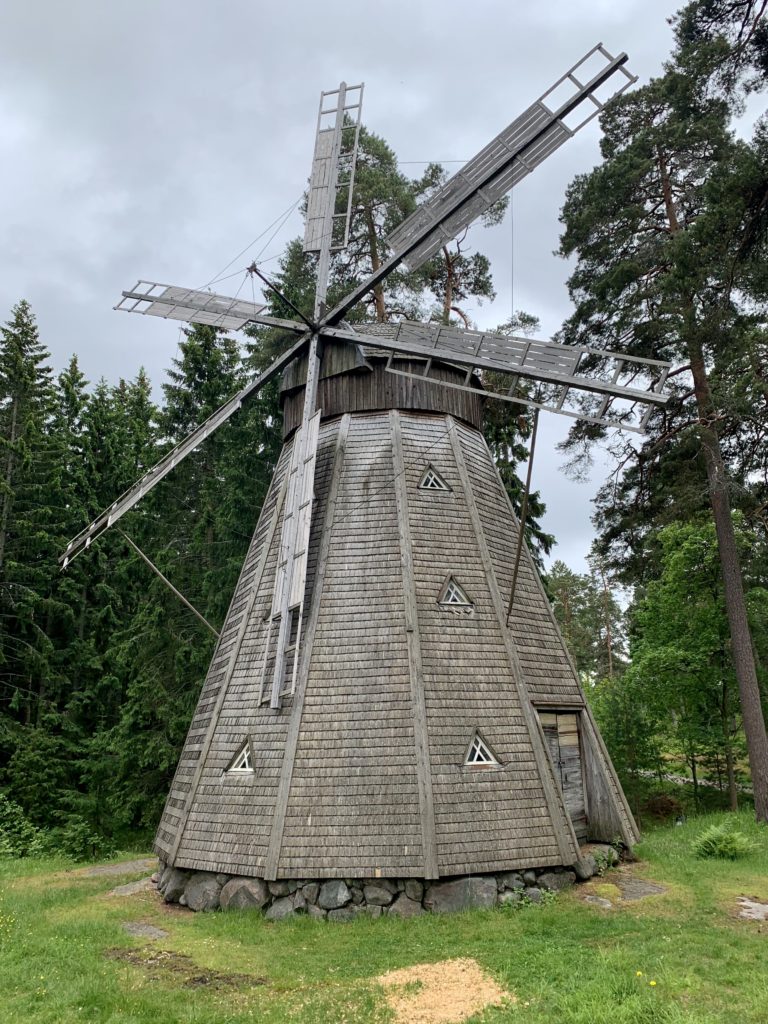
[156,405,636,878]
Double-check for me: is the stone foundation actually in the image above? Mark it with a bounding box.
[153,845,619,918]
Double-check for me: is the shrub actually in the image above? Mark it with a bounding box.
[0,793,47,857]
[692,820,756,860]
[47,817,114,862]
[640,793,684,822]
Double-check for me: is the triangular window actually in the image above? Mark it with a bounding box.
[465,732,499,767]
[439,576,472,607]
[419,465,450,492]
[227,742,253,773]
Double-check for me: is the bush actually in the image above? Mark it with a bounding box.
[692,820,756,860]
[46,817,114,862]
[640,793,684,823]
[0,794,48,857]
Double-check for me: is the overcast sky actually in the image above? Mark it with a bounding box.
[0,0,683,573]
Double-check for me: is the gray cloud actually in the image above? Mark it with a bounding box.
[0,0,680,572]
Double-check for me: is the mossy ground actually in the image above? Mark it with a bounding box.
[1,810,766,1023]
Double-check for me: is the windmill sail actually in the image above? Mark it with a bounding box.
[326,322,670,433]
[385,44,636,272]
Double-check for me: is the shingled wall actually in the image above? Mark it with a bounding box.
[155,409,637,879]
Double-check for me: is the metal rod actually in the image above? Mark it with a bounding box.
[506,408,540,622]
[118,530,220,639]
[246,263,316,331]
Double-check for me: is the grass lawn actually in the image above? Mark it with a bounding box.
[1,810,766,1023]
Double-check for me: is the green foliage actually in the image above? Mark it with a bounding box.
[46,816,114,862]
[692,819,756,859]
[547,556,626,680]
[0,794,46,858]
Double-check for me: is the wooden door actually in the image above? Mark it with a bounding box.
[539,711,588,841]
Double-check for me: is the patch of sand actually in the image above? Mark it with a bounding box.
[377,957,512,1024]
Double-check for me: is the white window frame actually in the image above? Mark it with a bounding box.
[464,731,500,769]
[419,464,451,492]
[438,575,473,608]
[226,740,254,774]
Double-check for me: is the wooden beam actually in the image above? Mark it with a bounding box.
[390,409,439,880]
[265,415,350,880]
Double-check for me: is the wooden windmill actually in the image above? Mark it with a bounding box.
[62,48,672,906]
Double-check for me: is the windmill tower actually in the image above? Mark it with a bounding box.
[63,49,671,915]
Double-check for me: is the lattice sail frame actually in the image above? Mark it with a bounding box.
[385,43,636,273]
[304,83,364,254]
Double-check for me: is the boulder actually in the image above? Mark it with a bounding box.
[162,868,189,904]
[265,895,296,921]
[351,888,364,905]
[220,877,270,911]
[388,893,425,917]
[497,872,524,891]
[573,855,597,881]
[157,864,173,893]
[423,876,497,914]
[591,844,620,868]
[184,871,223,912]
[522,870,537,885]
[327,905,362,922]
[268,880,298,897]
[293,890,307,913]
[363,884,396,906]
[318,880,352,910]
[404,879,424,903]
[307,904,327,920]
[499,890,523,907]
[302,882,320,905]
[525,887,543,904]
[365,877,398,894]
[537,871,575,893]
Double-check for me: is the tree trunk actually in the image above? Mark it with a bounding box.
[0,396,19,573]
[689,751,700,809]
[688,342,768,821]
[598,565,614,680]
[658,148,768,822]
[720,679,739,811]
[363,207,386,323]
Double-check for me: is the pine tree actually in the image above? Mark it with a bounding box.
[557,44,768,818]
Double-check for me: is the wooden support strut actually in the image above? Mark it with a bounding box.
[119,530,219,639]
[390,409,439,880]
[265,415,350,880]
[506,407,539,620]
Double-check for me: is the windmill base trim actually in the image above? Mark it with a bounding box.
[153,844,619,915]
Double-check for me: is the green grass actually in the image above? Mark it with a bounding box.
[1,813,767,1023]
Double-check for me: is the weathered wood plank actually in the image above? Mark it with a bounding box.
[265,414,350,879]
[390,409,439,879]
